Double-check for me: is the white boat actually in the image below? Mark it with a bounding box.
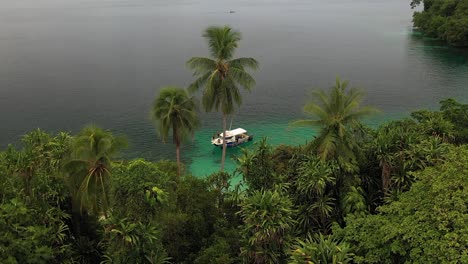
[211,128,253,147]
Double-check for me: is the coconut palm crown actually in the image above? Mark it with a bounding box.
[151,86,199,177]
[64,125,127,216]
[292,77,378,164]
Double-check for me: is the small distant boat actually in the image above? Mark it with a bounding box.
[211,128,253,147]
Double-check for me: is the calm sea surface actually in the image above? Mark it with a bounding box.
[1,0,467,176]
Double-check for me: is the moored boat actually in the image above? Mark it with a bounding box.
[211,128,253,147]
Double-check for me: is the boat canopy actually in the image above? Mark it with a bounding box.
[220,128,247,137]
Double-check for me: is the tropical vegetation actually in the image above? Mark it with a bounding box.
[1,96,466,263]
[1,25,467,263]
[411,0,468,47]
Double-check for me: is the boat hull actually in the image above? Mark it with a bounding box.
[211,128,253,148]
[212,135,252,147]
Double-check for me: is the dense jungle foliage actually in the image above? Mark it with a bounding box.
[1,97,467,263]
[411,0,468,47]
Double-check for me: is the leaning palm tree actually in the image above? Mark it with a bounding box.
[187,25,258,171]
[291,77,377,165]
[64,125,127,217]
[151,86,199,177]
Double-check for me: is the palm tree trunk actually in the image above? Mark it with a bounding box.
[176,142,181,178]
[174,127,181,179]
[321,213,328,234]
[99,176,109,219]
[382,162,391,192]
[221,113,227,171]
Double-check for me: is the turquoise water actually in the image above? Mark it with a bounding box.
[0,0,467,178]
[187,112,409,177]
[188,119,314,177]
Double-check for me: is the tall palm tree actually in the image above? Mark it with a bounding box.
[152,86,199,177]
[187,25,258,171]
[291,77,377,165]
[64,125,127,216]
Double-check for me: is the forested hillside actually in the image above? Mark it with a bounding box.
[412,0,468,47]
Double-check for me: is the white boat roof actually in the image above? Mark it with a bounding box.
[220,128,247,137]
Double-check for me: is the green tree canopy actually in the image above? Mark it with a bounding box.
[289,234,353,264]
[64,125,127,216]
[291,77,377,168]
[412,0,468,47]
[239,189,295,264]
[338,145,468,263]
[152,86,200,177]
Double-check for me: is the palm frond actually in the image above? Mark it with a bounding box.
[311,90,332,114]
[188,71,212,93]
[186,57,216,75]
[343,106,380,122]
[220,78,238,114]
[303,103,329,121]
[152,86,200,144]
[229,57,259,70]
[202,70,222,112]
[203,25,241,60]
[290,119,323,127]
[228,67,256,91]
[317,131,336,160]
[228,78,243,108]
